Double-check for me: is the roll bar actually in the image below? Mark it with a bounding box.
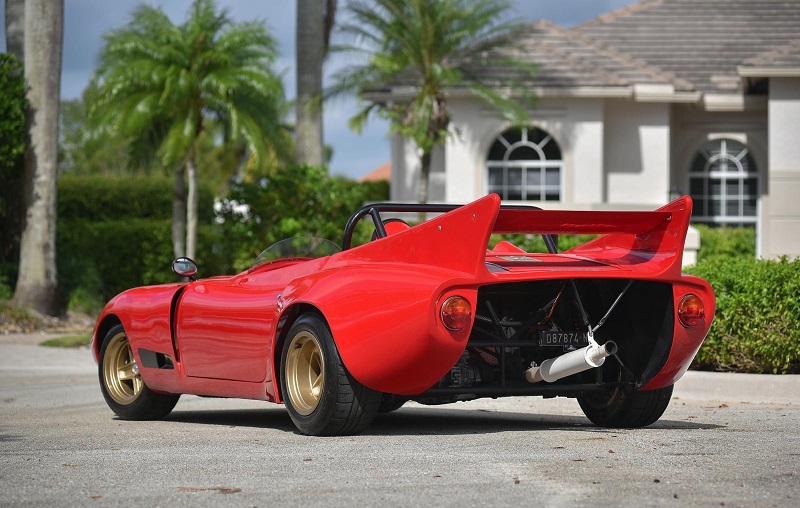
[341,201,558,254]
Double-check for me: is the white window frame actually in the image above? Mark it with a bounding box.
[486,127,563,202]
[687,139,758,225]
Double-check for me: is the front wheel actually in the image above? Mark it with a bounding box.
[98,324,179,420]
[578,384,673,428]
[280,314,381,436]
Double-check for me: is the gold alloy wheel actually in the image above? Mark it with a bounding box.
[103,331,143,406]
[285,330,325,416]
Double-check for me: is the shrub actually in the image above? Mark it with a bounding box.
[57,175,223,311]
[217,164,389,271]
[490,233,599,253]
[693,224,756,261]
[56,168,386,308]
[58,218,224,307]
[686,256,800,374]
[58,174,214,222]
[0,273,13,300]
[0,54,26,277]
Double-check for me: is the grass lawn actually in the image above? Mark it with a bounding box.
[39,334,92,348]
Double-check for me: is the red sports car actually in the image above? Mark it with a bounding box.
[92,194,714,436]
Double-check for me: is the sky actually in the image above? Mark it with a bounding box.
[1,0,637,180]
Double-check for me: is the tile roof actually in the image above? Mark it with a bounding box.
[486,20,694,91]
[359,161,391,182]
[376,0,800,99]
[741,39,800,69]
[573,0,800,93]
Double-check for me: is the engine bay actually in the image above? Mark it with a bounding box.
[416,278,674,404]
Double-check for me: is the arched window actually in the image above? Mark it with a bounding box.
[487,126,563,201]
[688,139,758,225]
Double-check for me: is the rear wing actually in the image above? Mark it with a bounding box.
[341,199,547,250]
[340,194,692,278]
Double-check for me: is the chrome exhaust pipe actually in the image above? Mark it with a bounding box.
[526,341,618,383]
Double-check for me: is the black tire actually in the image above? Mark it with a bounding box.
[280,314,381,436]
[578,383,673,428]
[98,324,179,420]
[378,394,407,413]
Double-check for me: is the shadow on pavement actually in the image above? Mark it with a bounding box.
[164,407,296,431]
[160,405,722,435]
[370,407,722,435]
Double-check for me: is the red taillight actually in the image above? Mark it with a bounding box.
[678,294,705,327]
[441,296,472,331]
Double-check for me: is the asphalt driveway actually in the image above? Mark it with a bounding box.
[1,336,798,506]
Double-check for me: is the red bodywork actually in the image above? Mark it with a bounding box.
[92,194,714,403]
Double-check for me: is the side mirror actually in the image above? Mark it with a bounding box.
[172,257,198,280]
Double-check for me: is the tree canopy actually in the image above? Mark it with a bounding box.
[89,0,289,258]
[330,0,535,203]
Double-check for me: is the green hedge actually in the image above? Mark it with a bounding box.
[57,175,222,312]
[56,169,389,312]
[686,256,800,374]
[693,224,756,262]
[217,164,390,271]
[489,233,599,253]
[0,54,26,286]
[58,174,214,222]
[58,219,224,311]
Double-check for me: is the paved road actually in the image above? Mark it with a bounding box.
[1,339,798,507]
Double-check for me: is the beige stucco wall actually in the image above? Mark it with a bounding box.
[669,101,769,199]
[387,86,797,260]
[390,134,446,202]
[392,97,607,207]
[389,132,412,201]
[604,100,671,205]
[388,95,706,262]
[762,77,800,259]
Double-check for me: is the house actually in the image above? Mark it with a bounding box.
[373,0,800,259]
[358,161,391,183]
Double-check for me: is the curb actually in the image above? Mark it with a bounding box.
[674,370,800,405]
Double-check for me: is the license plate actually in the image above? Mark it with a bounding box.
[538,330,589,347]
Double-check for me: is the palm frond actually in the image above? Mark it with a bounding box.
[88,0,288,176]
[330,0,535,148]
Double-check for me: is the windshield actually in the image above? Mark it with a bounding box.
[251,237,341,269]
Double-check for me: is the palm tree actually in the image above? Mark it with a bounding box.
[13,0,63,316]
[90,0,287,259]
[295,0,328,166]
[330,0,534,204]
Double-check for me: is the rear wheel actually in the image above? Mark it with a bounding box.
[99,324,179,420]
[280,314,381,436]
[578,383,673,428]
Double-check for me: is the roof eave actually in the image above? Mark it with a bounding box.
[633,84,700,103]
[737,66,800,78]
[702,93,768,112]
[363,85,700,103]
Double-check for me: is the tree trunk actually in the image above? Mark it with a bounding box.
[185,147,199,261]
[417,149,432,205]
[295,0,324,166]
[5,0,25,62]
[14,0,63,316]
[172,166,187,258]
